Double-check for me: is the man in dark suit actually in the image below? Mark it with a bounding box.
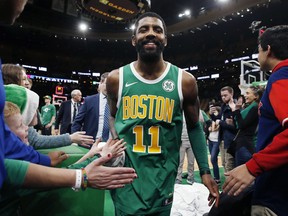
[55,89,82,135]
[71,73,110,141]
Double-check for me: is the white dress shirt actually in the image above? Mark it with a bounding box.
[71,100,78,123]
[96,93,107,139]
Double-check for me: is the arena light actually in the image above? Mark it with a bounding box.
[178,9,191,18]
[197,76,210,80]
[184,9,191,16]
[211,73,219,79]
[78,22,88,32]
[218,0,229,3]
[189,66,198,71]
[130,24,136,30]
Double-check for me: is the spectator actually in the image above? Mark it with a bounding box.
[5,84,95,149]
[208,105,221,184]
[1,64,29,88]
[72,72,110,141]
[55,89,82,134]
[211,86,237,172]
[223,25,288,216]
[230,86,263,166]
[40,95,56,135]
[0,0,136,195]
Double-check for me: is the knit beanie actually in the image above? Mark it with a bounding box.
[4,84,39,125]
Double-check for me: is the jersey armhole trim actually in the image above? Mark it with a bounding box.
[117,67,124,108]
[178,69,183,110]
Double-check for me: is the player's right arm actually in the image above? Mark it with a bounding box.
[106,69,120,139]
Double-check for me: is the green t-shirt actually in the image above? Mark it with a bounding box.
[41,104,56,125]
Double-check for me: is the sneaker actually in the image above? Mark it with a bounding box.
[186,179,194,185]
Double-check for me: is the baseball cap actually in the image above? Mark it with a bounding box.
[43,95,51,100]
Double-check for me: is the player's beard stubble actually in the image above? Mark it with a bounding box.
[135,38,165,63]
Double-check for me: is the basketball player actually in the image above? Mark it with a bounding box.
[106,12,219,215]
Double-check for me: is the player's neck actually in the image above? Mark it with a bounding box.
[134,60,167,80]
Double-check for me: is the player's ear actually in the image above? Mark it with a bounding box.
[132,35,136,47]
[164,35,167,47]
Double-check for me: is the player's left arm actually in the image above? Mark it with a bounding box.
[182,71,219,207]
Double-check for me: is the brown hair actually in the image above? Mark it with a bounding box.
[248,86,264,103]
[2,64,25,85]
[220,86,234,95]
[100,72,109,82]
[4,101,20,120]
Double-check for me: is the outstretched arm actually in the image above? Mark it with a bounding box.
[5,155,136,190]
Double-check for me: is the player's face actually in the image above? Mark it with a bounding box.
[132,17,167,62]
[6,113,29,144]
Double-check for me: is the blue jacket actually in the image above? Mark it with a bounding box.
[55,100,81,134]
[71,94,99,139]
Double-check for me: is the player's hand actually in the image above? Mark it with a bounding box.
[201,174,220,207]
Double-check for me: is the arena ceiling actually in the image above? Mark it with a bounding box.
[16,0,272,40]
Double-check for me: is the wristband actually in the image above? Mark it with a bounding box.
[81,168,88,191]
[72,169,82,192]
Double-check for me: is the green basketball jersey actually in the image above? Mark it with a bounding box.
[111,62,184,214]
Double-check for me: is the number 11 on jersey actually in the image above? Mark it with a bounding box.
[133,125,162,154]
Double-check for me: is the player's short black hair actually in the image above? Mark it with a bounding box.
[132,12,167,36]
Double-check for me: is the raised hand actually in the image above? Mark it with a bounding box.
[101,138,126,158]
